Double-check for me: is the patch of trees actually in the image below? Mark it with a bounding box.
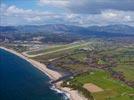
[109,69,134,88]
[61,81,94,100]
[86,51,134,87]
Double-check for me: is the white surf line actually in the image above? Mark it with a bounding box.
[0,47,88,100]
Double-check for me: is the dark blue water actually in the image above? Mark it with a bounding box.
[0,49,67,100]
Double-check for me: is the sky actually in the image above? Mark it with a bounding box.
[0,0,134,26]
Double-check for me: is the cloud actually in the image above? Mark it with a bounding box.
[64,10,134,26]
[39,0,69,7]
[101,10,133,22]
[4,5,33,16]
[0,3,134,26]
[68,0,134,14]
[0,4,63,25]
[38,0,134,14]
[37,0,134,26]
[24,16,41,22]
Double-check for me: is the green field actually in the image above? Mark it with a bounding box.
[32,42,91,60]
[27,42,90,55]
[99,46,134,81]
[113,64,134,80]
[27,44,69,55]
[114,48,134,81]
[67,69,134,100]
[31,41,134,100]
[33,47,78,63]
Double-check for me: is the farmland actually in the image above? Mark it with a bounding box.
[64,69,134,100]
[4,39,134,100]
[33,40,133,100]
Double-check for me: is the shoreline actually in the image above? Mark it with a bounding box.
[0,47,87,100]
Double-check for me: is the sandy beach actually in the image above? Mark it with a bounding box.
[0,47,87,100]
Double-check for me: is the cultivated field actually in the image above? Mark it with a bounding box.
[67,69,134,100]
[3,39,134,100]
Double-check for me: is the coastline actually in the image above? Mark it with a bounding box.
[0,47,87,100]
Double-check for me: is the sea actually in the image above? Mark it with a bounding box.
[0,49,69,100]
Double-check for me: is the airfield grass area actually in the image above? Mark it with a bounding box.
[27,44,69,55]
[27,42,90,56]
[33,42,91,62]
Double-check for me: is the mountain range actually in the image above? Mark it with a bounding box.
[1,24,134,34]
[0,24,134,43]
